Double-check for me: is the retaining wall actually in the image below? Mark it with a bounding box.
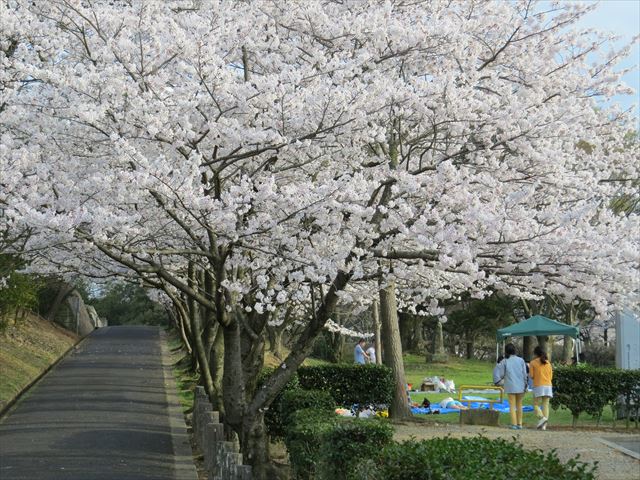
[193,387,253,480]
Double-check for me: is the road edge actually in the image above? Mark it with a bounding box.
[597,437,640,461]
[159,328,199,480]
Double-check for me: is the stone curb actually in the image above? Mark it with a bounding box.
[597,437,640,461]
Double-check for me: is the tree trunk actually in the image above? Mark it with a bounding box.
[379,280,412,419]
[562,336,574,364]
[208,324,224,412]
[372,299,382,364]
[241,411,273,480]
[536,335,551,362]
[328,331,344,363]
[522,335,535,362]
[398,312,413,352]
[466,339,474,360]
[222,319,245,439]
[270,327,285,360]
[412,316,426,354]
[187,263,215,401]
[45,282,75,321]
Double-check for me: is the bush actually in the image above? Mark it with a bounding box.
[582,343,615,367]
[552,366,640,426]
[351,437,597,480]
[258,367,300,440]
[297,364,393,406]
[317,419,393,480]
[284,408,338,480]
[280,388,335,429]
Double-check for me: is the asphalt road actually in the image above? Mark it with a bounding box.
[0,326,196,480]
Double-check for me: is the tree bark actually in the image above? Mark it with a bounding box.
[209,325,225,413]
[45,282,75,322]
[562,336,574,364]
[222,319,245,439]
[536,335,551,362]
[187,262,215,400]
[379,280,412,419]
[522,335,535,362]
[466,339,474,360]
[372,299,382,364]
[269,327,285,359]
[398,312,413,352]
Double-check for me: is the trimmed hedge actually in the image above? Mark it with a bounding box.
[282,388,335,426]
[285,408,338,480]
[259,367,300,440]
[317,419,393,480]
[351,437,597,480]
[552,366,640,427]
[297,364,394,406]
[284,407,394,480]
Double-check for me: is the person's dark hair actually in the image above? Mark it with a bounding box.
[496,355,504,364]
[358,338,365,344]
[504,343,517,358]
[534,345,548,364]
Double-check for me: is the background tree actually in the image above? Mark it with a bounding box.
[3,1,639,477]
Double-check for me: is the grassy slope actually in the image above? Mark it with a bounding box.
[0,313,79,410]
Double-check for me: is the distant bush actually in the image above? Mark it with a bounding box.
[297,364,393,406]
[552,366,640,427]
[351,437,597,480]
[582,343,615,367]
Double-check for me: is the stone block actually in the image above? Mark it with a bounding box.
[236,464,252,480]
[459,408,500,426]
[198,411,219,449]
[203,423,225,471]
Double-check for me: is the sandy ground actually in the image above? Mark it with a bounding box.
[393,421,639,480]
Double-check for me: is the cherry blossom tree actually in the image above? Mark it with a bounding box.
[3,1,639,476]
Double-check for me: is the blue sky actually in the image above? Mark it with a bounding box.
[570,0,640,120]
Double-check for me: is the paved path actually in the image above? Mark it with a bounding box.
[0,326,196,480]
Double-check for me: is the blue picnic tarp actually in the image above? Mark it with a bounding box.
[411,396,534,415]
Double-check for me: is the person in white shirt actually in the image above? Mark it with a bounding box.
[366,345,376,363]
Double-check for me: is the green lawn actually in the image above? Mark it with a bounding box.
[165,333,636,431]
[403,353,634,430]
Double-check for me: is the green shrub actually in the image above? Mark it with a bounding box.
[284,408,338,480]
[258,367,300,440]
[297,364,393,406]
[552,366,640,427]
[351,437,597,480]
[317,419,393,480]
[281,388,335,427]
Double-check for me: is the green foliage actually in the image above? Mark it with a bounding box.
[0,254,42,329]
[281,389,335,419]
[351,437,597,480]
[317,419,393,480]
[284,408,338,480]
[552,366,640,426]
[90,281,168,325]
[297,364,394,405]
[259,367,301,440]
[444,293,515,343]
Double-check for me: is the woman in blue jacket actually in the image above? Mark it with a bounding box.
[494,343,528,429]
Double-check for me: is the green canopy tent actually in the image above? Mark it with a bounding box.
[496,315,581,362]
